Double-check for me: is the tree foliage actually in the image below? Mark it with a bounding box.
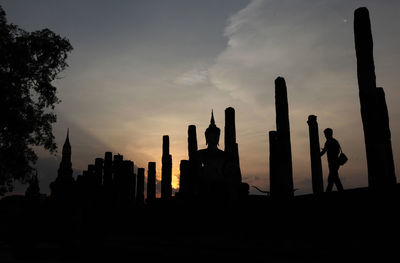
[0,5,73,195]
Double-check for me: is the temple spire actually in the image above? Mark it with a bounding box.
[63,128,71,149]
[210,110,215,126]
[51,128,74,200]
[62,129,71,163]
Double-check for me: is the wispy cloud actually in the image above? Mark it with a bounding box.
[208,0,400,193]
[8,0,399,195]
[175,67,210,86]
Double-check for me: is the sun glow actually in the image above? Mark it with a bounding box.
[172,171,180,191]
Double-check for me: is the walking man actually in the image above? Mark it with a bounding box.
[320,128,344,192]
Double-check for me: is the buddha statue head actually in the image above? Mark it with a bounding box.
[205,110,220,148]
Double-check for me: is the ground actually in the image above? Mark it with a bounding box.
[1,186,399,262]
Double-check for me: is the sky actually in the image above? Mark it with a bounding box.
[2,0,400,196]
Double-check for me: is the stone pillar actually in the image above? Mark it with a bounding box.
[269,131,279,197]
[103,152,113,188]
[147,162,156,202]
[113,154,123,187]
[354,7,393,188]
[377,88,397,185]
[94,158,103,187]
[137,168,145,205]
[129,161,136,205]
[179,160,190,195]
[161,135,172,199]
[188,125,198,160]
[121,160,136,206]
[307,115,324,194]
[113,154,123,206]
[224,107,242,183]
[274,77,294,197]
[187,125,198,195]
[224,107,236,153]
[87,164,96,187]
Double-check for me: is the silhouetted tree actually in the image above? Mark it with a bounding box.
[0,5,73,195]
[25,171,40,199]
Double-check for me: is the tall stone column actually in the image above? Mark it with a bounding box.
[188,125,198,160]
[147,162,156,202]
[121,160,136,206]
[187,125,198,195]
[94,158,103,187]
[274,77,294,198]
[224,107,236,153]
[113,154,123,207]
[269,131,279,197]
[376,88,396,185]
[179,160,190,195]
[354,7,394,188]
[113,154,123,190]
[87,164,96,187]
[102,152,113,207]
[137,168,145,205]
[103,152,113,188]
[161,135,172,199]
[224,107,242,183]
[307,115,324,194]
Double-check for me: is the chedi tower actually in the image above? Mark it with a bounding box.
[50,129,76,201]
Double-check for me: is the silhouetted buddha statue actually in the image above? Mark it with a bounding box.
[196,111,240,201]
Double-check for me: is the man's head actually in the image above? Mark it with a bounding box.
[324,128,333,139]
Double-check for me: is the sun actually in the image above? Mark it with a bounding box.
[171,167,180,190]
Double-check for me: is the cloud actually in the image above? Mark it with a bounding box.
[206,0,400,191]
[10,0,400,197]
[175,67,210,86]
[210,0,357,105]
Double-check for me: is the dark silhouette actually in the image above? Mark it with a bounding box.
[252,185,270,195]
[94,158,103,187]
[147,162,156,202]
[161,135,172,199]
[268,130,279,196]
[178,160,190,196]
[187,125,198,196]
[197,111,226,199]
[2,5,400,262]
[196,110,242,201]
[224,107,242,183]
[137,168,145,205]
[123,160,136,206]
[25,171,41,200]
[0,6,72,195]
[320,128,344,192]
[376,87,396,186]
[176,108,245,202]
[177,125,196,197]
[87,164,96,187]
[270,77,294,198]
[103,152,113,188]
[307,115,324,194]
[113,154,124,206]
[354,7,397,189]
[50,130,76,202]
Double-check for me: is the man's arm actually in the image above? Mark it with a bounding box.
[320,143,327,156]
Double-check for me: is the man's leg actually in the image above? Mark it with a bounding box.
[333,173,344,191]
[326,174,334,192]
[331,163,343,191]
